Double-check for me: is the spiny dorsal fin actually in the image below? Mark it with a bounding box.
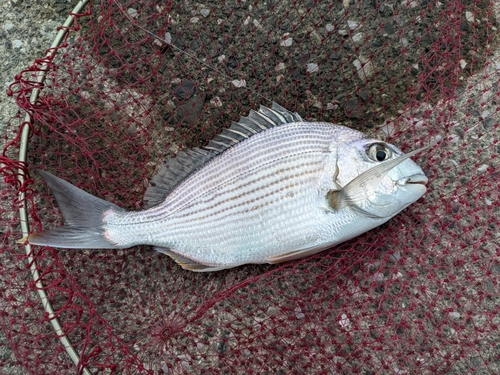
[204,102,303,152]
[144,102,302,207]
[143,147,217,208]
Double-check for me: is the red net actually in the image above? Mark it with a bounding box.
[2,0,500,373]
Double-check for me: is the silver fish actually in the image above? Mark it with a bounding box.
[20,103,428,271]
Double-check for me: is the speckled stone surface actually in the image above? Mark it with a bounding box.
[0,0,74,137]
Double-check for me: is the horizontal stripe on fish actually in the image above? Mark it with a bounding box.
[151,123,338,216]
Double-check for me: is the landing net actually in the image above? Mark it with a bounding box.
[1,1,499,374]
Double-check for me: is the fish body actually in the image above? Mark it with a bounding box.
[23,103,428,271]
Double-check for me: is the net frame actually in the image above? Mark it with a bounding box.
[9,1,92,373]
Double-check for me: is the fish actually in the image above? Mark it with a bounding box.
[19,102,428,272]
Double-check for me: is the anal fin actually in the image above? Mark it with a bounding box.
[265,244,329,264]
[154,247,231,272]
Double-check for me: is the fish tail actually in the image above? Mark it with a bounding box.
[18,170,126,249]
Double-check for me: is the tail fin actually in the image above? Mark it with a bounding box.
[19,170,126,249]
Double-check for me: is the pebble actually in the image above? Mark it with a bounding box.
[164,32,172,45]
[280,34,293,47]
[231,79,246,88]
[127,8,138,18]
[347,20,358,30]
[200,8,210,18]
[353,55,374,82]
[480,92,491,103]
[174,94,206,124]
[477,164,488,173]
[275,62,285,71]
[12,39,23,49]
[325,23,335,32]
[338,314,351,329]
[383,22,395,35]
[210,96,223,107]
[174,80,196,99]
[295,307,305,319]
[4,21,14,31]
[344,98,364,119]
[306,63,318,73]
[352,32,364,44]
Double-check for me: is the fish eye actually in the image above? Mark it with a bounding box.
[367,143,392,162]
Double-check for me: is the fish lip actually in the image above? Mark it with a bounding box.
[397,174,428,186]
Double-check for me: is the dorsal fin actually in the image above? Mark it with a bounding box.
[143,147,216,208]
[204,102,303,152]
[143,102,303,207]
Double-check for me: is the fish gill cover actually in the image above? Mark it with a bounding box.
[1,0,499,374]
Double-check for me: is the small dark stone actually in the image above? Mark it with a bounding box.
[296,51,310,65]
[291,67,304,80]
[173,36,185,50]
[358,90,368,102]
[335,93,346,101]
[460,22,469,32]
[174,94,206,124]
[329,52,341,60]
[483,117,494,130]
[383,22,395,35]
[267,0,277,10]
[210,43,223,58]
[190,40,200,51]
[371,40,382,48]
[215,340,227,354]
[174,80,196,99]
[364,121,374,128]
[279,20,292,32]
[344,98,364,119]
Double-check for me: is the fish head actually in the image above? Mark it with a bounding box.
[334,138,428,218]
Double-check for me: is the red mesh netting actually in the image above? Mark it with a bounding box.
[2,0,500,373]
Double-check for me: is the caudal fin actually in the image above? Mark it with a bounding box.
[19,170,125,249]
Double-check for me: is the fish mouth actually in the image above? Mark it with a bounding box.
[397,174,428,186]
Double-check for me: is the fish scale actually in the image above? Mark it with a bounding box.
[154,123,340,217]
[23,103,428,271]
[107,123,339,248]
